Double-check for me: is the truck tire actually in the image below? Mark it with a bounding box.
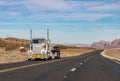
[43,58,48,61]
[28,58,31,61]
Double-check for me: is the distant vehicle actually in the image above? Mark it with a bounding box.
[27,29,60,60]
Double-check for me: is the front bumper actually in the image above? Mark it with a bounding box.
[29,54,46,59]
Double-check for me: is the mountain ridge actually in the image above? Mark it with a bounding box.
[92,38,120,49]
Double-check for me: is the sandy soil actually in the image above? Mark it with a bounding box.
[101,49,120,61]
[0,50,27,64]
[0,48,94,64]
[60,48,94,57]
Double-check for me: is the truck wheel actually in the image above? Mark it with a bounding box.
[48,56,52,60]
[28,58,31,61]
[44,58,48,61]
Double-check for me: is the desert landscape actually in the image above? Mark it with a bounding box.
[0,37,95,64]
[1,37,120,64]
[101,49,120,61]
[60,48,94,57]
[92,38,120,61]
[0,48,95,64]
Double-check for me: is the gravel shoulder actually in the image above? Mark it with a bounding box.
[101,49,120,61]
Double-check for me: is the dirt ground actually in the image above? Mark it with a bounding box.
[0,48,94,64]
[60,48,94,57]
[101,49,120,61]
[0,49,27,64]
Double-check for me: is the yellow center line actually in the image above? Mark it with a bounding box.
[0,59,66,73]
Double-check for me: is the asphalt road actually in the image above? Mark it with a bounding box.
[0,50,120,81]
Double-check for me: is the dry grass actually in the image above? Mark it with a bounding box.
[0,48,95,64]
[101,49,120,61]
[60,48,95,57]
[0,50,27,64]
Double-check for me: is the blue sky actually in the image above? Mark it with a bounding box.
[0,0,120,44]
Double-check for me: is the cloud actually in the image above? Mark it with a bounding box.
[0,0,23,5]
[24,0,120,12]
[24,0,107,13]
[23,0,119,21]
[0,1,6,5]
[29,12,112,22]
[0,0,119,22]
[24,0,72,12]
[87,2,120,11]
[0,11,20,18]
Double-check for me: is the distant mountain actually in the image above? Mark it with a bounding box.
[111,39,120,48]
[91,38,120,49]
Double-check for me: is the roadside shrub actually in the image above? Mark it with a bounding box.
[20,48,26,52]
[19,47,26,52]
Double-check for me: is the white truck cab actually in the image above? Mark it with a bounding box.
[27,29,60,60]
[28,38,51,60]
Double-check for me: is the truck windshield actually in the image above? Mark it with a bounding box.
[33,39,39,44]
[33,39,45,44]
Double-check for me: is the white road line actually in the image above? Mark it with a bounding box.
[80,62,83,65]
[87,58,89,61]
[70,68,76,72]
[64,76,67,78]
[77,65,80,68]
[112,60,120,64]
[84,60,87,62]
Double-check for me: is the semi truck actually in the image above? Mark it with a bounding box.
[27,29,60,60]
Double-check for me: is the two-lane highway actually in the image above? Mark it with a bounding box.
[0,50,120,81]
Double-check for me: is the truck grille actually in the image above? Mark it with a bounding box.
[33,46,41,54]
